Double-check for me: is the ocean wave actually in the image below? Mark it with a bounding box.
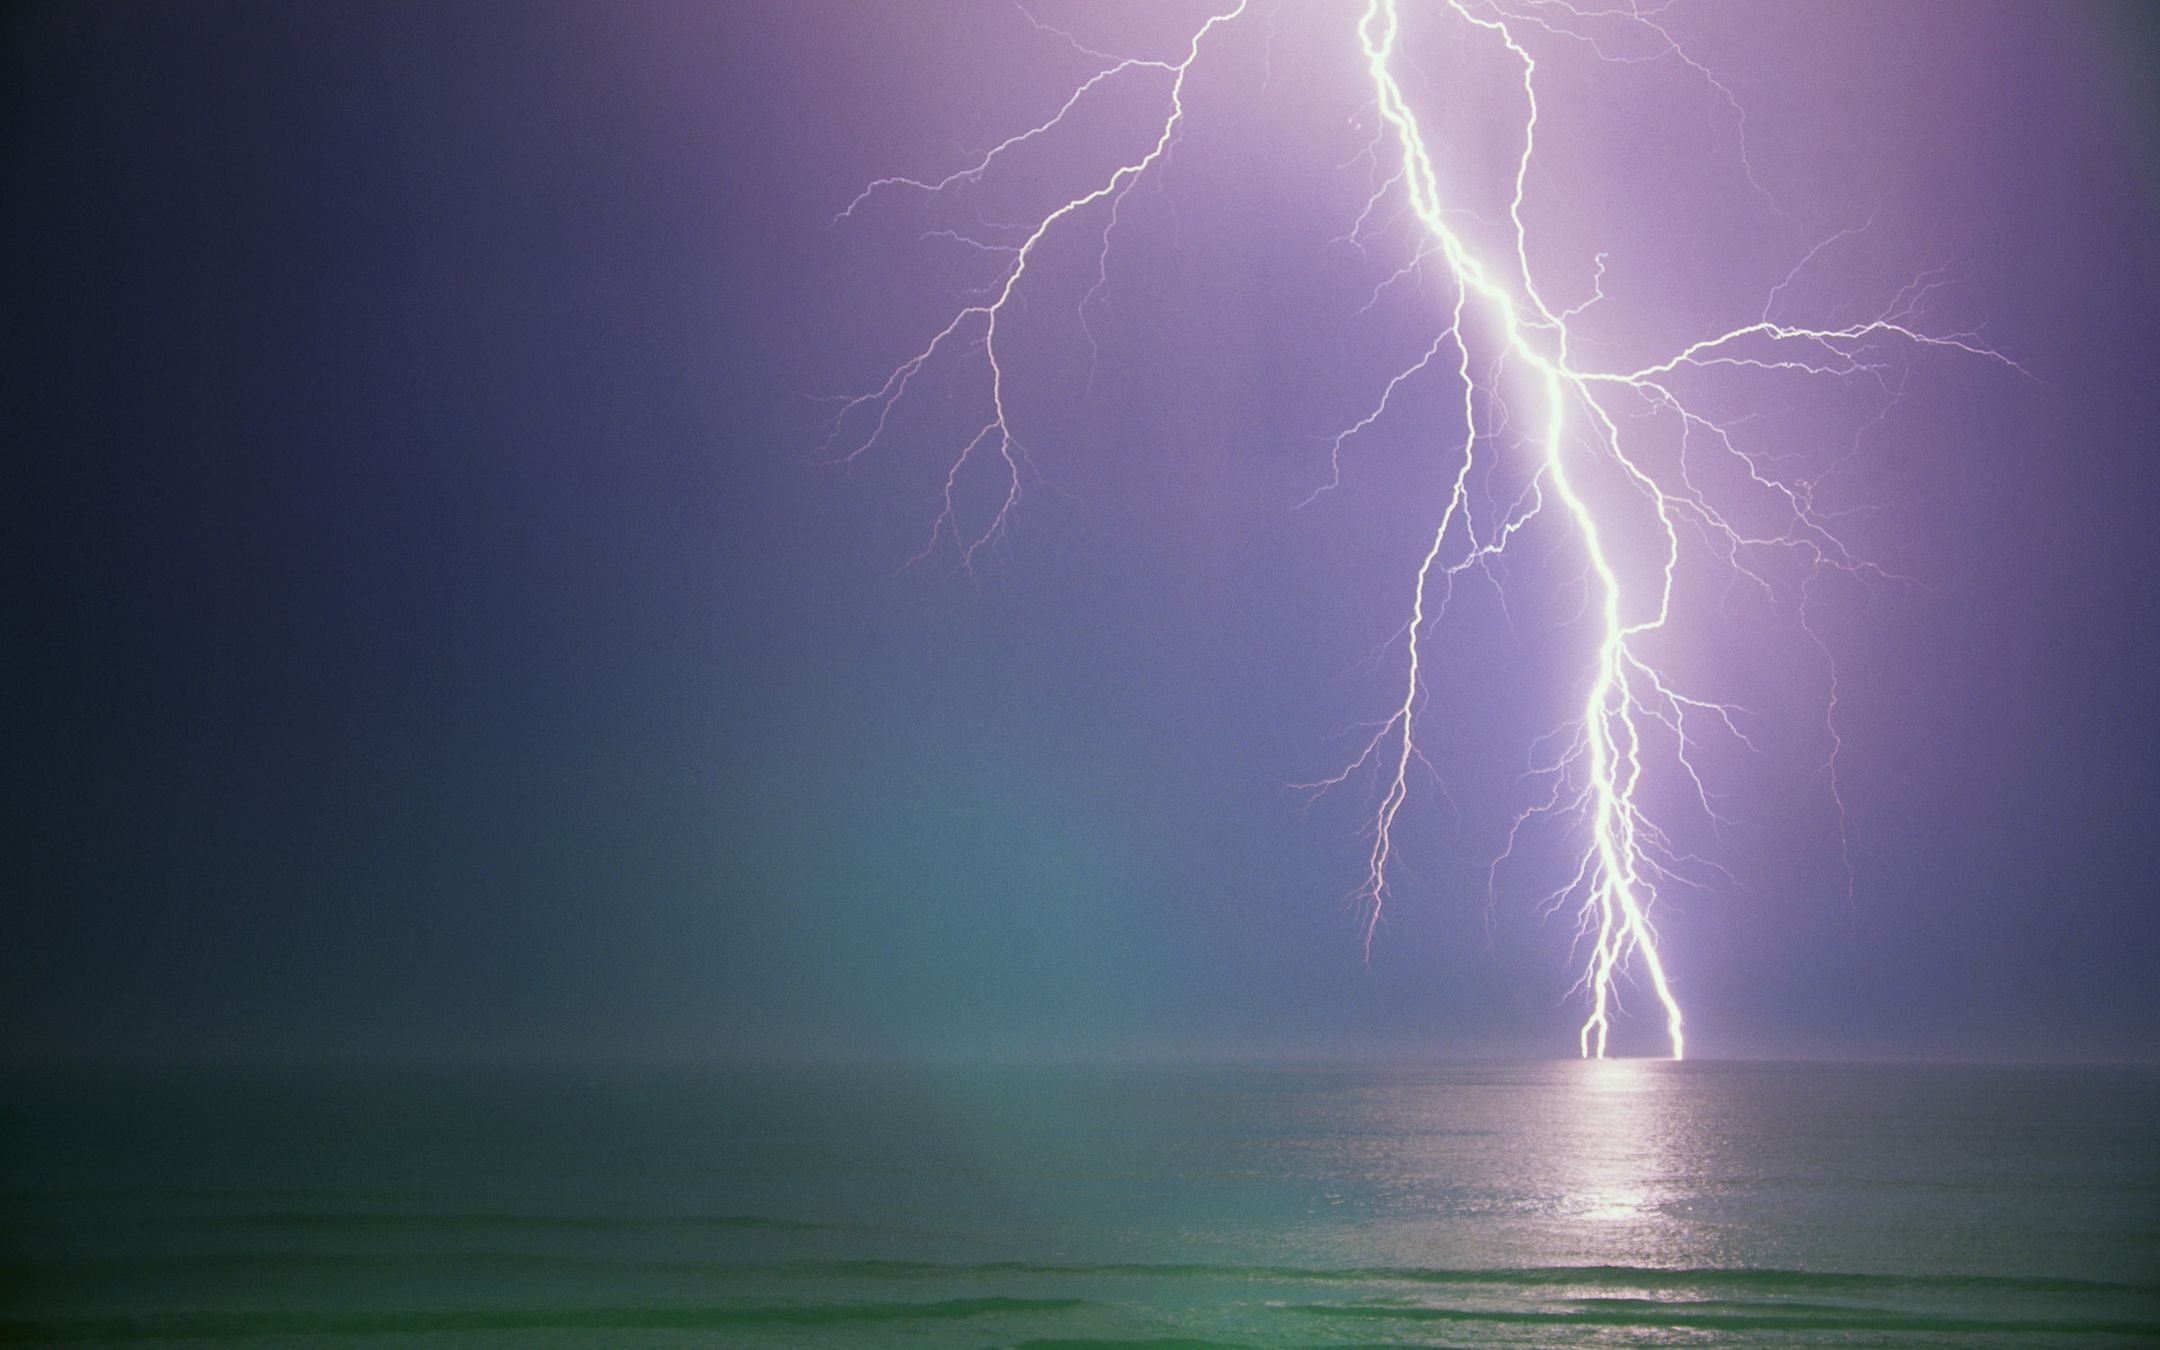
[199,1209,863,1233]
[10,1253,2154,1298]
[1281,1299,2160,1336]
[0,1297,1089,1342]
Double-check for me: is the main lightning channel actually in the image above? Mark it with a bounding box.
[1352,0,1686,1059]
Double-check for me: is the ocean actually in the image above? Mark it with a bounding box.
[3,1059,2156,1347]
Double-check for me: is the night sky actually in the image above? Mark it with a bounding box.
[10,1,2160,1064]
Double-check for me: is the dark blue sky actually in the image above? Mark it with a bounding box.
[10,1,2160,1062]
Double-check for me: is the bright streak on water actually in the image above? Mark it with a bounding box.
[4,1061,2156,1346]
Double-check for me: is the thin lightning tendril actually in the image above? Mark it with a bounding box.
[823,0,2018,1059]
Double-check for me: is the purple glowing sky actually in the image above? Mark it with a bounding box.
[774,0,2159,1059]
[10,0,2160,1061]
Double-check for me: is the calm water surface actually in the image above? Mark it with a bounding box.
[3,1060,2156,1346]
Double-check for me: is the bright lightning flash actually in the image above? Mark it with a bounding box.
[820,1,2016,1059]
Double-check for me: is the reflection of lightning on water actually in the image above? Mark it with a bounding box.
[820,0,2016,1058]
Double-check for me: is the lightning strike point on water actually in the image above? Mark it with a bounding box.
[822,1,2017,1060]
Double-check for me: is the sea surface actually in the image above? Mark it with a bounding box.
[3,1060,2156,1347]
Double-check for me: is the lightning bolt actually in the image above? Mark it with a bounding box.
[823,1,2017,1059]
